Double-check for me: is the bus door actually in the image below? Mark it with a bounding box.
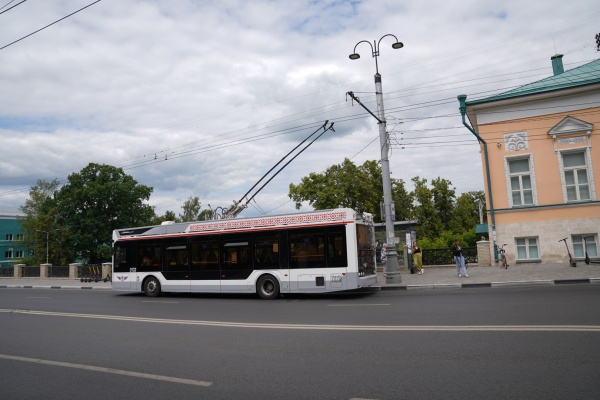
[163,239,191,292]
[288,228,329,292]
[190,236,220,293]
[220,233,254,293]
[113,241,137,290]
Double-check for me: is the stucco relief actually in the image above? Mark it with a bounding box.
[558,136,586,145]
[504,131,528,151]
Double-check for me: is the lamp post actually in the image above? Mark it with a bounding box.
[36,229,59,265]
[349,34,403,284]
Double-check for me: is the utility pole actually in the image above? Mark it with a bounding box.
[348,34,404,284]
[36,229,59,265]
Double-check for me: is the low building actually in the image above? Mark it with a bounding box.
[0,207,29,266]
[459,55,599,265]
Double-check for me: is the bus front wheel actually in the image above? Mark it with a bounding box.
[257,275,280,300]
[144,277,161,297]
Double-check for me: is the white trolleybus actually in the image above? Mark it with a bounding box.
[112,208,378,299]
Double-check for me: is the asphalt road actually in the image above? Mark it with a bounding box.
[1,285,599,399]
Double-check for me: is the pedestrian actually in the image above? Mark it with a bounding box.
[451,239,469,278]
[412,240,423,274]
[380,243,387,266]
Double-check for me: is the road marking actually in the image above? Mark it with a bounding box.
[27,297,51,299]
[327,304,390,307]
[141,301,179,303]
[2,308,600,332]
[0,353,212,387]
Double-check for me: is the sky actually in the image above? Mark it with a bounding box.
[1,0,599,219]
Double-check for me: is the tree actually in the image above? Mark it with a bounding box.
[55,163,154,263]
[148,210,177,226]
[19,179,72,265]
[179,196,202,222]
[431,177,456,231]
[411,176,442,240]
[198,208,214,221]
[451,191,485,233]
[288,158,411,222]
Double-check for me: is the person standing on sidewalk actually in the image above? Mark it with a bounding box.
[412,240,423,274]
[380,243,388,266]
[451,239,468,278]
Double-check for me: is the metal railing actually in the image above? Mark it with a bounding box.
[422,247,478,265]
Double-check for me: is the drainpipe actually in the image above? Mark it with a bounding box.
[457,94,498,262]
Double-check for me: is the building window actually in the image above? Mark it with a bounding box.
[508,157,534,206]
[516,237,539,260]
[5,250,13,258]
[572,235,598,259]
[17,234,24,241]
[16,250,24,258]
[562,151,590,201]
[5,234,13,241]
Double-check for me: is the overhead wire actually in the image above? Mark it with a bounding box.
[1,8,599,208]
[0,1,102,51]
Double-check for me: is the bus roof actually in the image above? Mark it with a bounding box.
[113,208,371,241]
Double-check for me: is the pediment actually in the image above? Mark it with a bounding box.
[548,116,593,136]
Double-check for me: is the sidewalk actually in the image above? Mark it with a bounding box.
[0,262,599,291]
[0,277,112,290]
[377,262,600,290]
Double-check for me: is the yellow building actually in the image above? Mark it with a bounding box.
[459,55,599,265]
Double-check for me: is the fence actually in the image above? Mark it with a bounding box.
[422,246,478,265]
[0,263,112,280]
[377,246,478,266]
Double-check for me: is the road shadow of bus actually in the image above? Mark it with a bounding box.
[114,289,380,301]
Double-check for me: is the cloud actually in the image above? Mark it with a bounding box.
[1,0,598,218]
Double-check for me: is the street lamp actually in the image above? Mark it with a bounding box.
[349,34,403,284]
[36,229,59,265]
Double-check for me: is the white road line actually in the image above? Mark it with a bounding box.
[327,304,390,307]
[1,308,599,332]
[0,353,212,387]
[141,301,180,303]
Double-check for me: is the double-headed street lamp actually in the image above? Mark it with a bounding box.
[349,34,403,284]
[36,229,59,265]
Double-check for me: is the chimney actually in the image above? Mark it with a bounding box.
[551,54,564,75]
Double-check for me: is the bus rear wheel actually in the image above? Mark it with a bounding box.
[144,277,161,297]
[257,275,280,300]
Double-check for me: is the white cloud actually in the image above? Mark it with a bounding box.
[1,0,598,218]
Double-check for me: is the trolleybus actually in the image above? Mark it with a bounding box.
[112,208,378,299]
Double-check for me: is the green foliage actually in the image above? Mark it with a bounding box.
[431,177,456,231]
[198,208,213,221]
[451,191,486,232]
[19,179,73,265]
[55,163,154,263]
[148,210,177,226]
[179,196,202,222]
[411,177,442,240]
[289,158,410,223]
[288,159,485,246]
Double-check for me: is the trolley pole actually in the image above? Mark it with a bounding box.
[348,34,404,284]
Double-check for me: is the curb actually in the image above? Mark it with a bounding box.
[379,278,599,291]
[0,284,112,290]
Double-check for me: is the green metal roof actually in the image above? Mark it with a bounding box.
[467,58,600,105]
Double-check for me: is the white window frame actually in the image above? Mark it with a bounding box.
[515,237,539,261]
[572,234,598,259]
[16,250,24,258]
[558,148,596,203]
[504,154,537,208]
